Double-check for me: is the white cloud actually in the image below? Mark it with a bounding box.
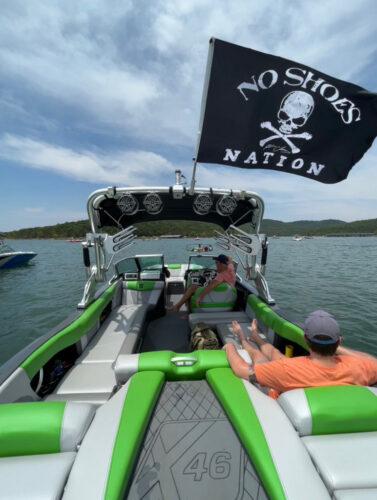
[1,0,376,146]
[196,144,377,222]
[0,134,176,185]
[0,0,376,225]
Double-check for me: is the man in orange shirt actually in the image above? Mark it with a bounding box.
[224,310,377,395]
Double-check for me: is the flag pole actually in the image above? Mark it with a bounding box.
[189,38,215,194]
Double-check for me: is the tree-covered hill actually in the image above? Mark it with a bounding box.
[4,217,377,239]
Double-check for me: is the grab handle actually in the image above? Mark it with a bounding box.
[170,356,198,367]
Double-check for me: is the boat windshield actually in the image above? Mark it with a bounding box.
[0,241,14,253]
[188,255,217,270]
[115,254,164,275]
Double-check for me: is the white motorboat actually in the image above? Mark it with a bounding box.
[0,38,376,500]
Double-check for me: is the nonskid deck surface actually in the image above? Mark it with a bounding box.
[141,293,190,352]
[126,380,268,500]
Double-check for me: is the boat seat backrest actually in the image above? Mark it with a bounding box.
[278,385,377,436]
[114,350,229,384]
[246,294,308,351]
[63,371,165,500]
[278,386,377,496]
[123,280,164,307]
[190,283,237,313]
[0,401,95,456]
[166,263,187,278]
[0,401,95,500]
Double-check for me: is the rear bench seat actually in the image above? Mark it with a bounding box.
[189,293,307,349]
[49,282,164,405]
[0,401,95,500]
[278,385,377,499]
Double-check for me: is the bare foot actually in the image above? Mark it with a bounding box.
[166,304,180,312]
[232,320,246,342]
[248,319,260,342]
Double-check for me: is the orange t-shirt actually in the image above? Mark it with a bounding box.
[254,355,377,395]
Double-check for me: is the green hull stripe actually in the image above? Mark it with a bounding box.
[21,285,115,379]
[305,385,377,435]
[167,263,181,269]
[125,280,156,291]
[138,350,228,380]
[207,368,286,500]
[247,295,308,350]
[0,401,65,457]
[104,371,165,500]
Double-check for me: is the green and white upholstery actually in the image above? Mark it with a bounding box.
[207,368,331,500]
[63,371,164,500]
[50,304,149,404]
[123,280,164,307]
[190,283,237,313]
[278,386,377,498]
[0,401,95,500]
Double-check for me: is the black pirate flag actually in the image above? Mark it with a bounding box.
[195,39,377,183]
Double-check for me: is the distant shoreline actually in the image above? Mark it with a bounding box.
[3,217,377,239]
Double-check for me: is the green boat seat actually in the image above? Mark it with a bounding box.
[114,350,229,384]
[123,280,164,307]
[207,368,331,500]
[62,371,164,500]
[278,386,377,497]
[190,283,237,313]
[54,305,149,404]
[0,401,95,500]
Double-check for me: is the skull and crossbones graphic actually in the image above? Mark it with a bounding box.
[260,91,314,154]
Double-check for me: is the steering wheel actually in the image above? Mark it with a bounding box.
[187,268,217,287]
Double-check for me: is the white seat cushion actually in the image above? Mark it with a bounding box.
[334,489,377,500]
[216,322,262,348]
[188,311,248,329]
[56,363,117,394]
[0,452,76,500]
[302,432,377,493]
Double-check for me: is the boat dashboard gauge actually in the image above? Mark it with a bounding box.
[143,193,163,215]
[116,194,139,215]
[193,194,213,215]
[216,195,238,216]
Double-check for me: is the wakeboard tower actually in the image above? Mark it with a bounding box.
[0,39,376,500]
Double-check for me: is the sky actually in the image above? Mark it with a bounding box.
[1,0,376,231]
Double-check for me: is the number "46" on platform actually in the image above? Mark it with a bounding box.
[183,452,231,481]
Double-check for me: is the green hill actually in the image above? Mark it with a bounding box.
[4,218,377,239]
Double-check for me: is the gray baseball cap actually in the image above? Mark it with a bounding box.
[304,310,340,344]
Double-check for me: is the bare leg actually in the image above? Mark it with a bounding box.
[232,321,269,364]
[248,319,285,361]
[166,284,198,312]
[224,344,254,380]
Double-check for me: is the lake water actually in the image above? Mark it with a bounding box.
[1,237,376,366]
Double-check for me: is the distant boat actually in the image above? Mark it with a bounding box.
[160,235,183,239]
[0,237,37,269]
[66,238,84,243]
[292,235,303,241]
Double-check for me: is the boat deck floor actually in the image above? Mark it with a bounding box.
[140,293,190,352]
